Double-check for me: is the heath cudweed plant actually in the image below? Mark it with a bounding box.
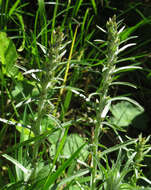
[33,27,67,159]
[90,15,142,190]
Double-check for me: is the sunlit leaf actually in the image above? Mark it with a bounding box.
[109,101,147,128]
[0,32,18,77]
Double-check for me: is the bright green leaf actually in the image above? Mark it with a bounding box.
[0,32,18,77]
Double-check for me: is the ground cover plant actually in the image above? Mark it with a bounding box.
[0,0,151,189]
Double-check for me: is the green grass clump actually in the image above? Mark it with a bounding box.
[0,1,151,190]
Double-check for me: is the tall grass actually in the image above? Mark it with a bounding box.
[0,1,151,190]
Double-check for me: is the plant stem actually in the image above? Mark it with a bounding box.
[32,27,66,161]
[91,15,119,189]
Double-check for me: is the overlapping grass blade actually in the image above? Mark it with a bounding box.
[43,143,86,190]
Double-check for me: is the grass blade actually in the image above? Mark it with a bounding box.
[52,127,69,167]
[100,139,137,157]
[91,0,97,14]
[58,169,89,188]
[43,143,86,190]
[37,0,47,47]
[2,154,31,175]
[8,0,21,17]
[72,0,83,17]
[51,0,59,45]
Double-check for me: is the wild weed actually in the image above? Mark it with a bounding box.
[0,1,151,190]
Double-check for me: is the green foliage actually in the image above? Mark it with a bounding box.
[109,101,148,129]
[0,32,18,77]
[43,143,86,190]
[62,134,89,161]
[120,18,151,41]
[0,1,151,190]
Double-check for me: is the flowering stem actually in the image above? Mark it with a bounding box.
[91,15,119,190]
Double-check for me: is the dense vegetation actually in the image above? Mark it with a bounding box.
[0,0,151,189]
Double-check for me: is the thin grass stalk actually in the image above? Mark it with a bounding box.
[61,0,71,29]
[91,15,120,189]
[54,25,78,116]
[38,0,48,47]
[61,25,79,95]
[51,0,59,45]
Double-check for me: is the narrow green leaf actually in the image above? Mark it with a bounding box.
[72,0,83,16]
[91,0,97,14]
[100,139,137,157]
[111,82,137,89]
[109,96,144,111]
[8,0,21,17]
[51,0,59,44]
[43,143,86,190]
[16,13,25,52]
[116,57,135,63]
[61,0,71,29]
[52,127,69,167]
[120,18,151,41]
[58,169,89,188]
[118,43,136,54]
[113,66,142,74]
[139,176,151,186]
[2,154,31,175]
[38,0,47,47]
[80,8,89,43]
